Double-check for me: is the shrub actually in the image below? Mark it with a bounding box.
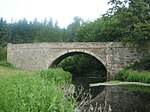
[39,68,72,84]
[0,46,6,61]
[0,60,14,68]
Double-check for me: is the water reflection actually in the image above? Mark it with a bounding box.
[72,77,150,112]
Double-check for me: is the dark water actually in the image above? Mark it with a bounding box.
[72,77,150,112]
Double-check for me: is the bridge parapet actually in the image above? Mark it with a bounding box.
[7,42,127,49]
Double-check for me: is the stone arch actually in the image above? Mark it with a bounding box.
[49,49,108,76]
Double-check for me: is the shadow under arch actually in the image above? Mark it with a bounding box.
[49,51,108,98]
[49,50,108,80]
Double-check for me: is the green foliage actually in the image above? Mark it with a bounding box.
[76,0,126,42]
[76,0,150,46]
[0,0,149,45]
[0,46,13,68]
[115,55,150,83]
[66,16,83,42]
[0,68,76,112]
[39,68,72,84]
[0,60,14,68]
[0,17,71,46]
[76,16,123,42]
[0,18,8,46]
[58,54,107,79]
[115,69,150,83]
[107,0,150,45]
[35,18,68,42]
[0,46,6,61]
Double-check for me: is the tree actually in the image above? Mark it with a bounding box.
[76,0,150,45]
[106,0,150,44]
[67,16,83,42]
[9,18,40,44]
[0,18,9,46]
[35,18,68,42]
[76,15,125,42]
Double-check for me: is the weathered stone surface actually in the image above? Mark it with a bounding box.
[7,42,148,80]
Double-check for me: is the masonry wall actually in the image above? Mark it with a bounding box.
[7,42,146,80]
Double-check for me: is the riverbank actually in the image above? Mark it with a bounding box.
[115,69,150,83]
[90,69,150,87]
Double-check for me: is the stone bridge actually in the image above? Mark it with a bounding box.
[7,42,145,80]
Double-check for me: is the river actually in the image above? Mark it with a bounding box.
[72,77,150,112]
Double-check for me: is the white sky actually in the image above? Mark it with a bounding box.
[0,0,111,28]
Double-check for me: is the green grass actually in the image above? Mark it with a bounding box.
[0,66,32,76]
[0,66,77,112]
[115,69,150,83]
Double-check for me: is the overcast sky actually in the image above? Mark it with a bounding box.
[0,0,111,27]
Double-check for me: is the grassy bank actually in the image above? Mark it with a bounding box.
[0,66,76,112]
[115,69,150,83]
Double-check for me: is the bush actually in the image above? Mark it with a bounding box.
[115,69,150,83]
[0,46,6,61]
[0,69,76,112]
[39,68,72,84]
[0,60,14,68]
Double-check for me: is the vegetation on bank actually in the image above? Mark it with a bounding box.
[90,55,150,86]
[0,66,77,112]
[115,69,150,83]
[0,46,6,61]
[115,55,150,83]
